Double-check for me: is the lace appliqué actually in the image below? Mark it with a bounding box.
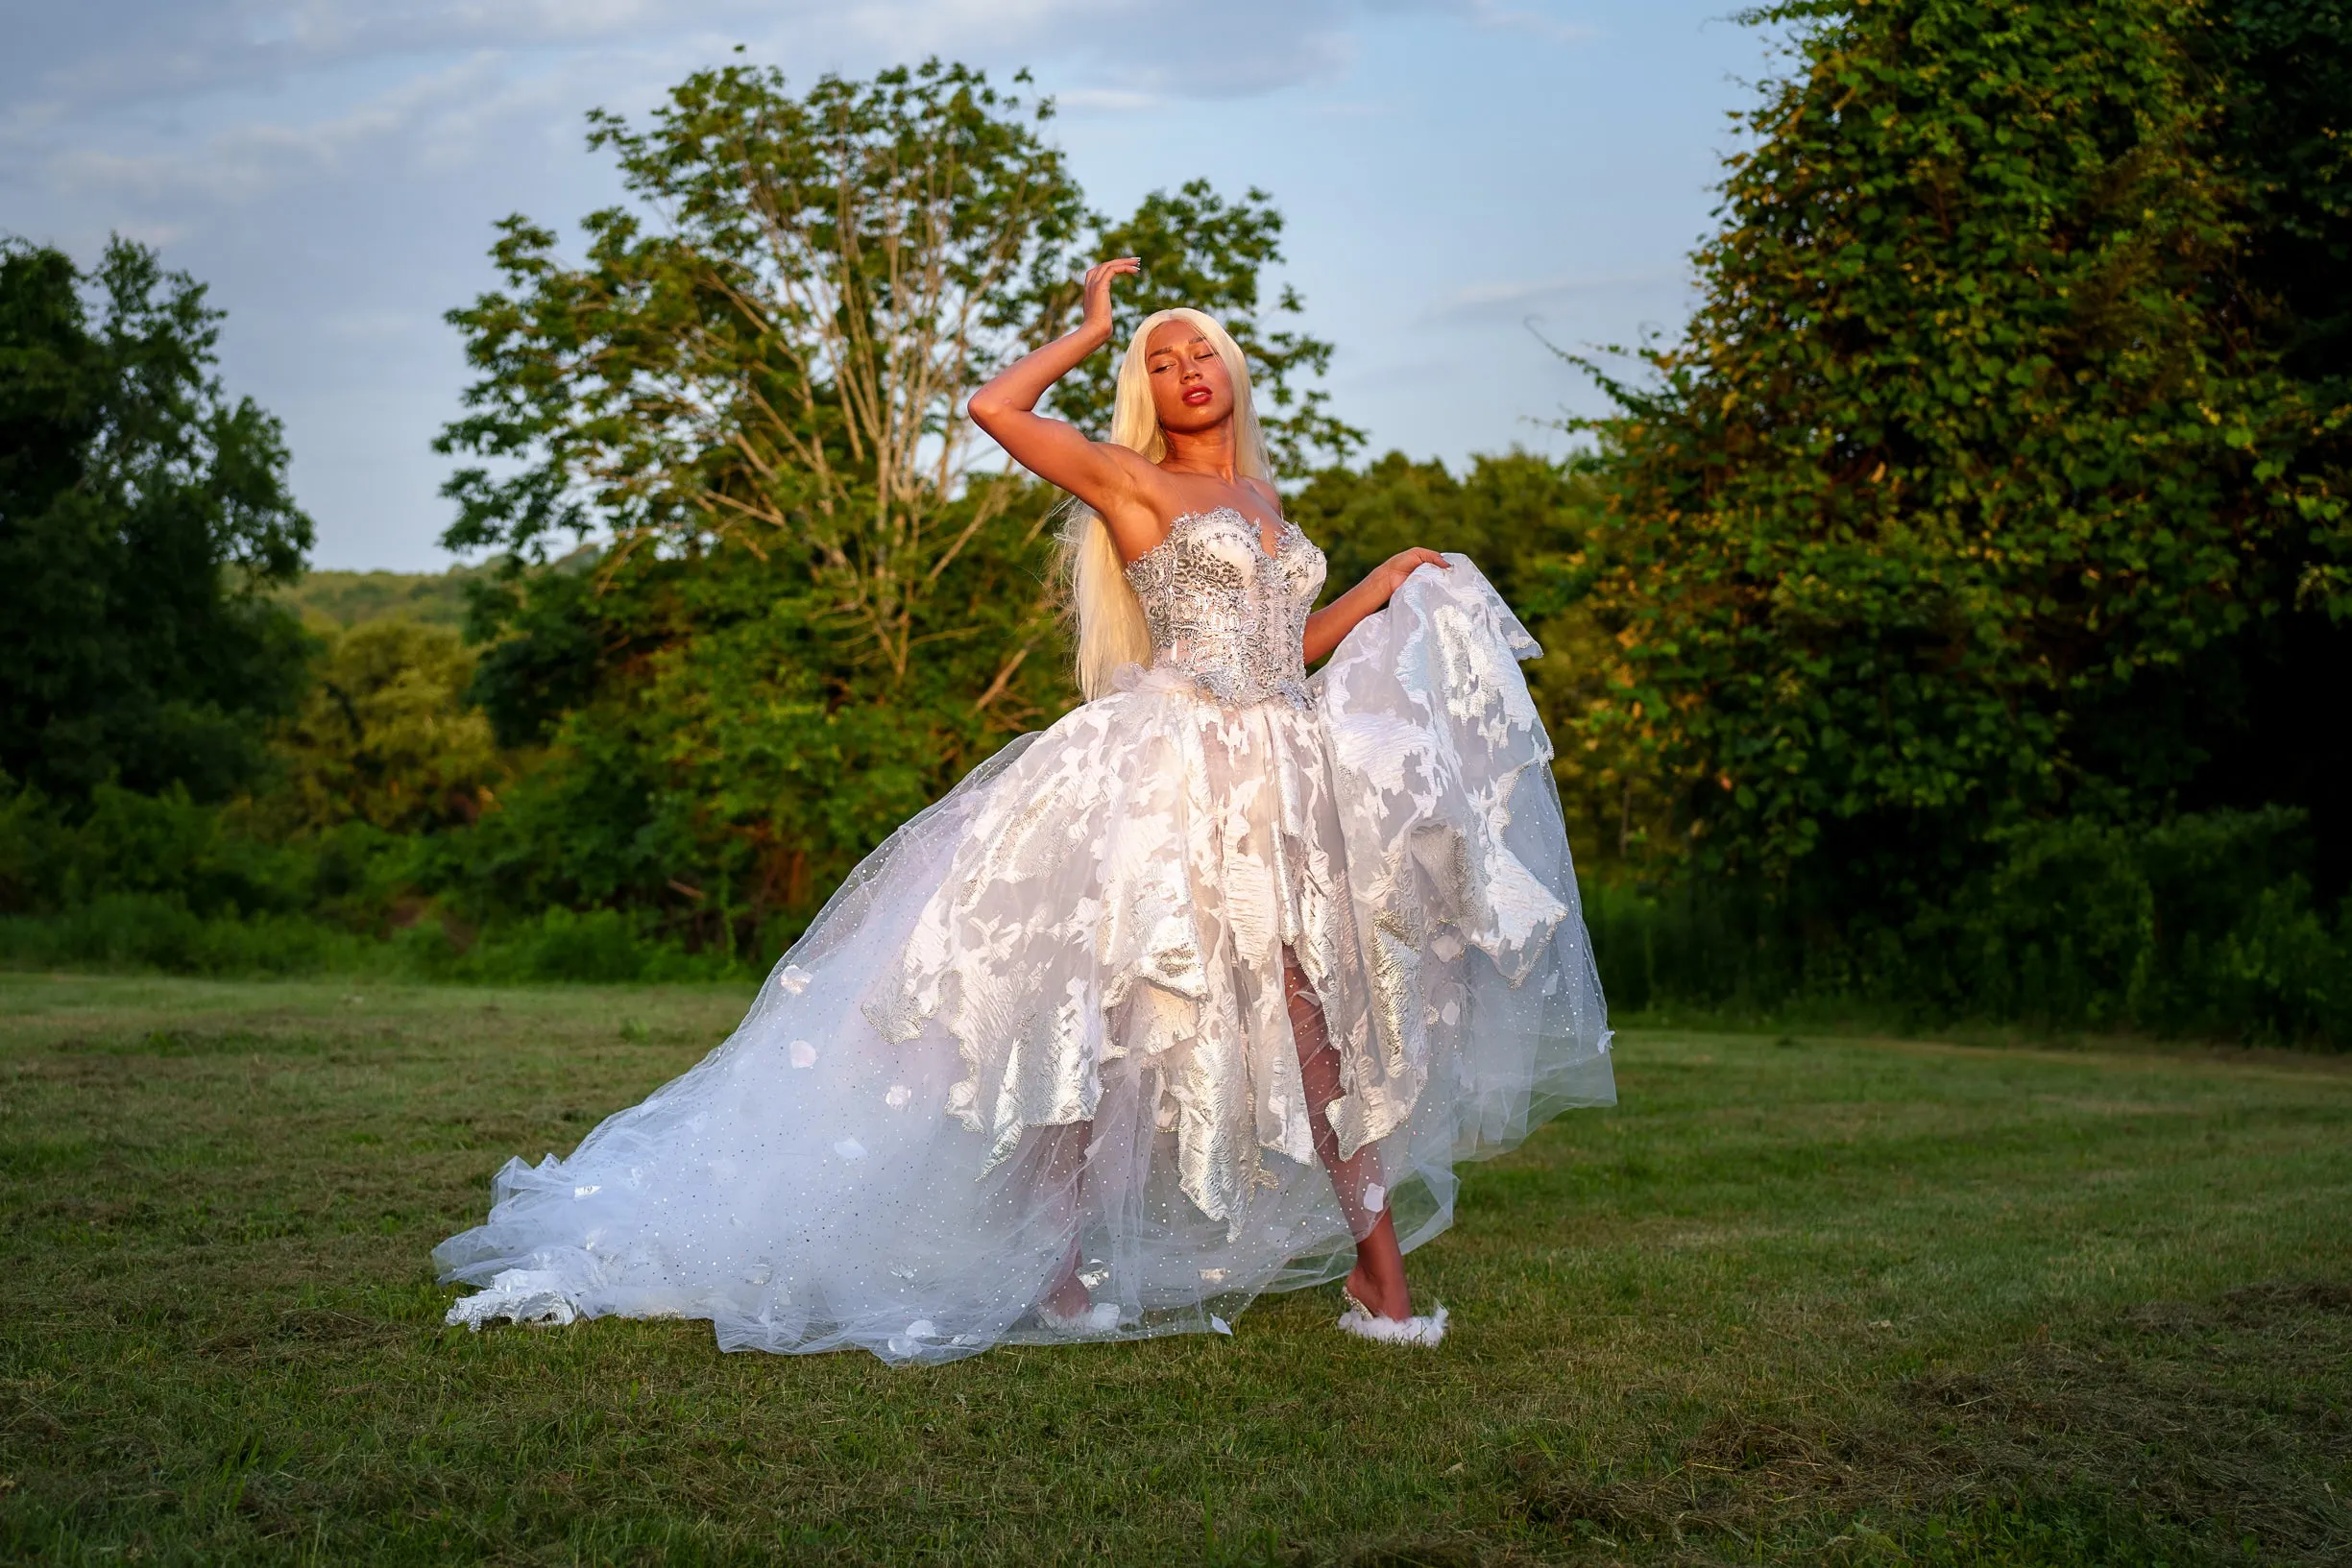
[864,546,1581,1226]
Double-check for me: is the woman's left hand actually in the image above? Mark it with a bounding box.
[1306,548,1454,663]
[1373,548,1450,602]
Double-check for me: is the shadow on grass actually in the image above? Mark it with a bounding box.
[1508,1280,2352,1565]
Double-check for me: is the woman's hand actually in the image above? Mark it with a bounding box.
[1079,256,1141,346]
[1371,547,1450,603]
[1304,548,1453,663]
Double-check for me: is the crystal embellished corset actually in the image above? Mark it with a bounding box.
[1123,508,1327,709]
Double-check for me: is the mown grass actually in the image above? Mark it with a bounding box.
[0,973,2346,1565]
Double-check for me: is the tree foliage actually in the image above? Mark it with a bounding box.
[0,237,314,803]
[2186,0,2352,892]
[273,620,504,834]
[2208,0,2352,396]
[434,61,1096,941]
[1570,0,2348,920]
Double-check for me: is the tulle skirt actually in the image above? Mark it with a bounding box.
[434,558,1613,1363]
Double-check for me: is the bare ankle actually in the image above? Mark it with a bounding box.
[1044,1258,1090,1318]
[1346,1260,1412,1321]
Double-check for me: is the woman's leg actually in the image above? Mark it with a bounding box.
[1284,952,1413,1319]
[1032,1121,1095,1319]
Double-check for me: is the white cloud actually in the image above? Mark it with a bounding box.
[1055,87,1166,115]
[1459,2,1602,46]
[3,0,1461,237]
[3,0,1411,125]
[6,2,761,114]
[1,0,1433,215]
[1423,271,1675,326]
[40,52,525,204]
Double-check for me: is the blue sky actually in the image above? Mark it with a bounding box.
[1,2,1777,569]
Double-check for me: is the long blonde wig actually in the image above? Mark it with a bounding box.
[1055,308,1273,700]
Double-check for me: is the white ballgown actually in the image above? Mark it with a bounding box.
[436,509,1614,1363]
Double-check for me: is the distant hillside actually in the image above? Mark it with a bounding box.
[280,567,478,631]
[281,550,603,632]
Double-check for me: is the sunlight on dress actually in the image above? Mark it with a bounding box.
[436,511,1613,1362]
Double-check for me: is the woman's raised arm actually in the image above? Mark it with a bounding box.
[968,258,1155,530]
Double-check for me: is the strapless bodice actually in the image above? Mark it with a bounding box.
[1122,507,1327,709]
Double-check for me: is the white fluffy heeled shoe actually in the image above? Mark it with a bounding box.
[1337,1284,1449,1347]
[1037,1299,1121,1334]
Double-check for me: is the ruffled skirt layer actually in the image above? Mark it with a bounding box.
[434,558,1613,1362]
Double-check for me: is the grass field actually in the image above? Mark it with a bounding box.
[1,973,2347,1565]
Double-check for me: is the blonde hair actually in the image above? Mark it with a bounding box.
[1055,307,1273,700]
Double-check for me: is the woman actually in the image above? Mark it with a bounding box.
[436,259,1614,1363]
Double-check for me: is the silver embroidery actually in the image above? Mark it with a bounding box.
[1123,509,1324,710]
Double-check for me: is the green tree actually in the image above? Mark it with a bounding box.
[439,60,1088,676]
[1569,0,2344,924]
[436,60,1089,941]
[0,237,314,802]
[2210,0,2352,400]
[274,620,505,834]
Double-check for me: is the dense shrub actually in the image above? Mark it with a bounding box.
[387,908,748,984]
[1586,809,2346,1045]
[273,619,505,834]
[0,895,373,976]
[0,780,746,984]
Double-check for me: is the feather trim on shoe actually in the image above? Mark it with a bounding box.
[445,1267,581,1329]
[1336,1301,1448,1347]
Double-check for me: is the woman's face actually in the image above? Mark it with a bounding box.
[1144,322,1234,436]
